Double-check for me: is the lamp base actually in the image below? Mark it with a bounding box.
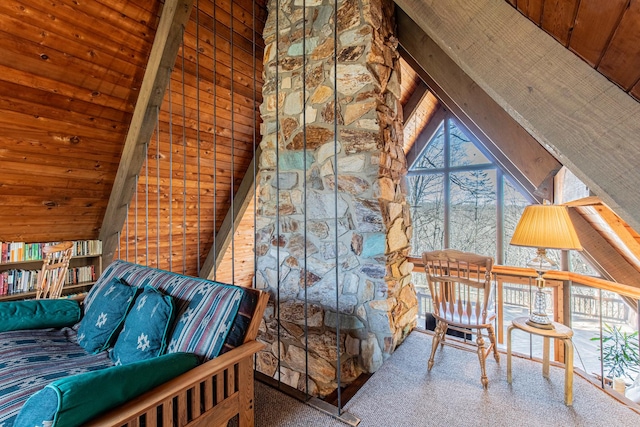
[526,317,555,330]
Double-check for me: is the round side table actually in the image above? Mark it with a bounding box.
[507,316,574,406]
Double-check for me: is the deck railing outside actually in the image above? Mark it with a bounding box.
[409,256,640,393]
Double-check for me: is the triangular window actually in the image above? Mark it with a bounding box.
[408,113,524,263]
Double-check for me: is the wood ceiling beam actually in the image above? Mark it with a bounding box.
[405,104,445,168]
[395,0,640,232]
[402,80,428,125]
[568,209,640,290]
[200,147,260,280]
[99,0,195,267]
[396,10,560,202]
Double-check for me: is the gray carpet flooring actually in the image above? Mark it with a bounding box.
[253,330,640,426]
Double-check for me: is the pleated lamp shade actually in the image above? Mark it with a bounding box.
[510,204,583,251]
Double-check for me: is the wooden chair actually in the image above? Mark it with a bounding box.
[422,249,500,388]
[36,241,73,299]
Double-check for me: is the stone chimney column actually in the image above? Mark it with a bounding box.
[255,0,417,396]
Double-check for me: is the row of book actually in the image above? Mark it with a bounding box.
[0,240,102,264]
[0,265,97,296]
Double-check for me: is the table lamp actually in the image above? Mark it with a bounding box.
[510,203,582,329]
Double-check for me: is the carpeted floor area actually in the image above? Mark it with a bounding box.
[253,330,640,426]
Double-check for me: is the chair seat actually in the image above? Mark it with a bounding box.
[434,307,496,328]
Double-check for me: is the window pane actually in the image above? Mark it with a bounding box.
[503,179,537,266]
[407,174,444,254]
[449,121,491,167]
[570,286,639,384]
[571,251,600,276]
[450,169,496,256]
[412,122,445,170]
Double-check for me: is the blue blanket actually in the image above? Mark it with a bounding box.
[0,327,112,427]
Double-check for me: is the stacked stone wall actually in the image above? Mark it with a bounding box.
[256,0,417,396]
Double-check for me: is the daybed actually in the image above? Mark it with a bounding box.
[0,260,268,427]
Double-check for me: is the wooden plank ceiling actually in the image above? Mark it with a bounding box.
[0,0,162,242]
[506,0,640,101]
[1,0,639,282]
[0,0,266,278]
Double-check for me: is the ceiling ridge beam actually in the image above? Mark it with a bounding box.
[99,0,195,267]
[395,0,640,231]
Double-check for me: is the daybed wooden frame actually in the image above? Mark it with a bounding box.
[86,291,269,427]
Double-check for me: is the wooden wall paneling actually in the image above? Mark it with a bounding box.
[399,58,419,105]
[405,105,446,168]
[214,196,256,286]
[402,80,428,125]
[540,0,580,46]
[200,148,260,280]
[116,0,266,276]
[597,1,640,90]
[0,225,100,243]
[631,79,640,102]
[152,122,255,165]
[190,6,263,57]
[198,0,266,48]
[100,0,196,267]
[177,54,260,104]
[568,0,628,67]
[183,18,262,80]
[163,87,260,133]
[517,0,544,25]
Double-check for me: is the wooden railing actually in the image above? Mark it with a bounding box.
[408,256,640,365]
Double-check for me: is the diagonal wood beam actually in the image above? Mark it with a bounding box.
[396,9,561,201]
[200,147,261,280]
[402,80,428,125]
[568,209,640,290]
[405,104,445,168]
[99,0,195,267]
[394,0,640,232]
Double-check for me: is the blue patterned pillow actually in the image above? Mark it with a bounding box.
[166,284,243,360]
[77,277,138,353]
[110,286,174,365]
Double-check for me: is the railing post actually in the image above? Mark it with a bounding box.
[496,276,504,345]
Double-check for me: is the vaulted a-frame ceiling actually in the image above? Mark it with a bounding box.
[1,0,640,284]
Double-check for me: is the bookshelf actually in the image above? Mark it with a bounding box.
[0,240,102,301]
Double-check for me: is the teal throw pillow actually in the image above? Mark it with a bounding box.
[111,285,175,365]
[77,277,138,353]
[0,299,80,332]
